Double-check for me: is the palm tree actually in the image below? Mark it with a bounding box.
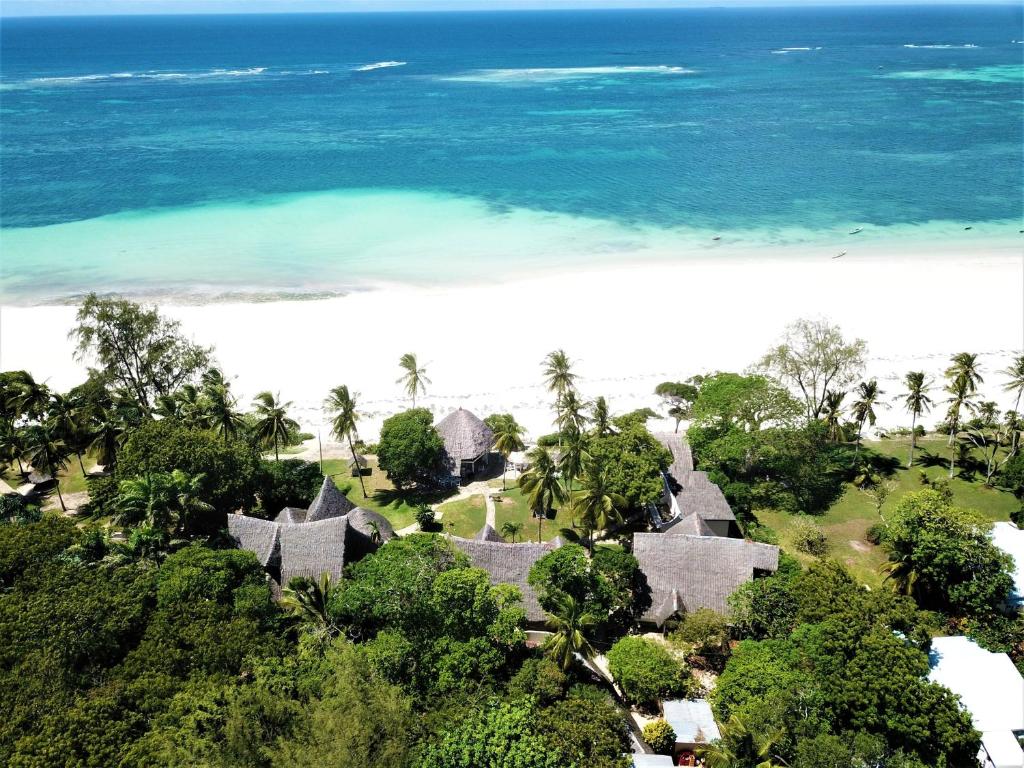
[557,390,589,436]
[167,469,213,535]
[544,593,598,672]
[880,554,920,599]
[591,396,612,437]
[821,390,845,443]
[252,391,299,461]
[88,406,126,469]
[280,572,338,637]
[542,349,577,446]
[47,391,88,475]
[490,414,525,491]
[0,384,26,474]
[901,371,933,468]
[945,375,977,478]
[1005,410,1022,459]
[325,384,367,496]
[518,446,566,543]
[13,371,51,422]
[204,383,245,443]
[396,353,430,408]
[500,520,523,543]
[22,425,71,512]
[698,715,788,768]
[175,384,208,429]
[851,379,885,461]
[558,426,589,503]
[117,473,173,530]
[945,352,984,447]
[154,393,182,421]
[1002,355,1024,450]
[572,458,625,554]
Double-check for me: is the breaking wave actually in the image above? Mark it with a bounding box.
[354,61,407,72]
[903,44,979,49]
[440,65,693,83]
[771,47,822,54]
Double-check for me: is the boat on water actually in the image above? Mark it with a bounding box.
[849,227,863,234]
[832,251,847,259]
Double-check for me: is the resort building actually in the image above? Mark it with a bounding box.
[446,528,563,622]
[634,532,780,626]
[436,408,494,485]
[661,699,722,765]
[929,635,1024,768]
[654,433,738,537]
[227,475,395,588]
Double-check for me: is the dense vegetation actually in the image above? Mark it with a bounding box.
[2,299,1023,766]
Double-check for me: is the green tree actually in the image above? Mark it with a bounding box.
[376,408,444,489]
[501,520,524,543]
[281,572,338,638]
[12,371,51,421]
[489,413,526,491]
[70,293,211,413]
[591,396,613,437]
[570,458,625,554]
[850,379,884,461]
[543,349,577,447]
[544,593,599,671]
[642,719,676,755]
[518,446,566,542]
[758,318,867,421]
[21,425,71,511]
[87,405,127,468]
[901,371,933,468]
[46,391,89,475]
[203,374,245,443]
[820,389,845,442]
[252,391,299,462]
[396,352,430,407]
[325,384,366,496]
[606,636,692,709]
[699,715,788,768]
[1002,355,1024,456]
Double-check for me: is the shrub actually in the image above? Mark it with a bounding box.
[642,719,676,755]
[606,636,691,709]
[537,432,561,448]
[672,608,729,658]
[791,516,828,556]
[0,494,30,524]
[1000,454,1024,498]
[865,522,886,545]
[415,505,438,531]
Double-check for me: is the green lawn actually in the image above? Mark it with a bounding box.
[756,435,1019,587]
[492,487,572,543]
[321,456,454,530]
[437,494,487,538]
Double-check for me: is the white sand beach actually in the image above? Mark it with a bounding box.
[2,245,1022,445]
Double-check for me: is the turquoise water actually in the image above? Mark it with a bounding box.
[1,8,1021,303]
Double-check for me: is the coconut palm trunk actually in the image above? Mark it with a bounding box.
[908,410,917,469]
[348,433,367,497]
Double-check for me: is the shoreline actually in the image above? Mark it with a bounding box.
[2,250,1022,443]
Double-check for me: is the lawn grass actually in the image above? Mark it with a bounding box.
[320,456,454,530]
[437,494,487,538]
[756,435,1020,587]
[492,486,572,543]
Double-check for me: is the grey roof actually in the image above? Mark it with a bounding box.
[274,506,307,525]
[346,507,397,546]
[307,475,356,522]
[633,532,780,623]
[661,510,715,537]
[655,433,736,529]
[436,408,494,463]
[227,514,280,567]
[679,485,735,523]
[662,699,721,745]
[279,516,349,585]
[656,432,694,475]
[475,524,507,543]
[447,535,562,621]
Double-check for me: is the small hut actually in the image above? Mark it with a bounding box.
[435,408,494,485]
[348,454,369,477]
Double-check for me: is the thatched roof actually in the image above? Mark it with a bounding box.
[227,514,281,567]
[436,408,494,463]
[656,433,735,529]
[346,507,397,555]
[633,532,780,624]
[348,454,369,468]
[279,516,349,585]
[661,510,715,536]
[447,535,563,621]
[476,524,507,543]
[656,432,694,475]
[307,475,356,522]
[274,507,308,525]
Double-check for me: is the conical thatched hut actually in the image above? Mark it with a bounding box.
[436,408,494,485]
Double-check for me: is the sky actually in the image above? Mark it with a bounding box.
[1,0,1015,17]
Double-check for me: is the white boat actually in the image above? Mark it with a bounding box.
[849,227,863,234]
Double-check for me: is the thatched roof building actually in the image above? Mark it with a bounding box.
[436,408,494,484]
[228,476,393,588]
[447,530,562,621]
[475,524,507,543]
[655,433,737,537]
[633,532,779,626]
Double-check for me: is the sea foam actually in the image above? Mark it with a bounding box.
[14,67,270,88]
[771,47,822,54]
[354,61,407,72]
[441,65,693,83]
[903,44,979,49]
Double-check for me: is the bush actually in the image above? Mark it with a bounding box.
[672,608,730,659]
[642,719,676,755]
[415,505,438,531]
[0,494,31,524]
[536,432,561,448]
[255,459,322,517]
[606,636,692,709]
[791,516,828,556]
[865,522,886,545]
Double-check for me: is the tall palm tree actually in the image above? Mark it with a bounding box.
[324,384,366,496]
[500,520,523,543]
[558,426,589,505]
[572,458,625,554]
[821,390,846,443]
[22,425,71,512]
[280,572,338,637]
[13,372,51,422]
[542,349,577,447]
[1005,410,1022,459]
[698,715,788,768]
[544,593,599,672]
[851,379,885,461]
[175,384,208,429]
[397,353,430,408]
[88,406,126,469]
[591,396,612,437]
[490,414,525,491]
[47,392,88,475]
[117,473,172,530]
[518,446,566,543]
[901,371,933,468]
[252,391,299,461]
[945,352,984,447]
[204,383,245,443]
[167,469,213,535]
[0,384,26,474]
[945,374,977,478]
[557,390,589,436]
[1002,355,1024,449]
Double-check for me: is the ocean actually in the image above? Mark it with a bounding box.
[1,6,1021,303]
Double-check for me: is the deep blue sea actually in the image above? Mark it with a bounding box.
[1,7,1022,303]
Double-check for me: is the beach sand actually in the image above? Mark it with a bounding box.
[1,246,1022,445]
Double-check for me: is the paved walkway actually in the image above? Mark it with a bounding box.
[395,480,496,536]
